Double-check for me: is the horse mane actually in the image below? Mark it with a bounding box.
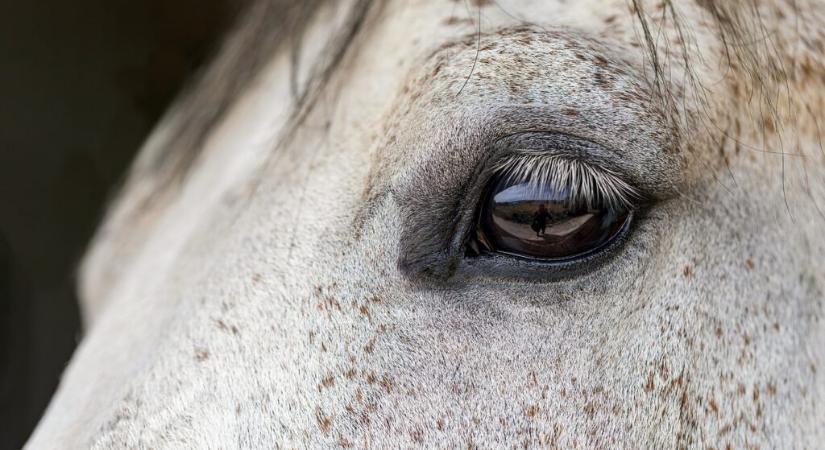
[130,0,371,193]
[631,0,787,142]
[131,0,773,196]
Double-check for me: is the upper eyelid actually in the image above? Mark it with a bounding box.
[483,132,646,208]
[491,150,642,209]
[453,122,674,207]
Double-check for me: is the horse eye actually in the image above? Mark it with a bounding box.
[471,172,632,261]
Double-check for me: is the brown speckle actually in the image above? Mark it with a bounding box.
[709,397,719,415]
[316,409,332,434]
[584,402,596,418]
[594,71,610,88]
[443,16,472,27]
[644,372,655,392]
[763,117,776,134]
[381,376,393,393]
[719,424,732,437]
[194,348,209,362]
[364,338,376,354]
[411,428,424,443]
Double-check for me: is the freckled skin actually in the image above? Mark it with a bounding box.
[27,1,825,449]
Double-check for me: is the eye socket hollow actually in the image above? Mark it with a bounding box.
[471,171,632,262]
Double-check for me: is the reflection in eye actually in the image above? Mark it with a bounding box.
[469,153,637,261]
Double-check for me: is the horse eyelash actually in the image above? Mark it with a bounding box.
[491,150,641,210]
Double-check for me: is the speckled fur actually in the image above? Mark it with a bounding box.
[27,1,825,449]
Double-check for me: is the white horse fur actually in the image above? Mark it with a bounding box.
[26,0,825,448]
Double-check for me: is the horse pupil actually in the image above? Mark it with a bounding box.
[477,175,631,260]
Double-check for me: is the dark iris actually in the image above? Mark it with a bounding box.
[472,174,632,261]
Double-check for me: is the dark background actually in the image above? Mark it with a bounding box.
[0,1,244,447]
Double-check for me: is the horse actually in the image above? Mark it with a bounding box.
[26,0,825,448]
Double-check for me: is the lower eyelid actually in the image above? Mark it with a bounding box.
[449,205,658,286]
